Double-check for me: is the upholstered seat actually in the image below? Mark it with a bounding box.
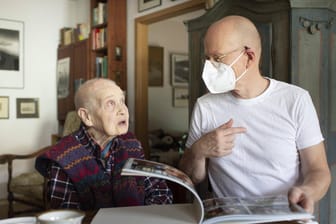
[62,110,81,136]
[0,146,52,217]
[10,171,45,202]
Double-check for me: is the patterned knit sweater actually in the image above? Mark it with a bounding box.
[35,133,146,210]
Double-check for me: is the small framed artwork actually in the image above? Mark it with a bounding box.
[173,87,189,107]
[148,46,163,86]
[138,0,161,12]
[171,53,189,86]
[16,98,39,118]
[0,96,9,119]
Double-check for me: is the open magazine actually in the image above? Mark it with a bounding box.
[121,158,315,224]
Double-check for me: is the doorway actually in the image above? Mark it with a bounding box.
[134,1,205,158]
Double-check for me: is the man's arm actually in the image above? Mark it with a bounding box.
[179,119,246,184]
[288,142,331,213]
[179,145,208,184]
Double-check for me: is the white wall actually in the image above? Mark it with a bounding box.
[148,11,205,134]
[0,0,89,200]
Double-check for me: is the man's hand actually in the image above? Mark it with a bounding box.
[195,119,246,158]
[288,186,314,214]
[179,119,246,184]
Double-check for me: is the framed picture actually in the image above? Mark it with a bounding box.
[171,53,189,86]
[0,96,9,119]
[173,87,189,107]
[0,19,24,88]
[138,0,161,12]
[16,98,39,118]
[148,46,163,86]
[57,57,70,99]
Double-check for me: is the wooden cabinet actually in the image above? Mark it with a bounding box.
[57,40,90,125]
[90,0,127,91]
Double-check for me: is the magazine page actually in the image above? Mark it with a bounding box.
[202,195,314,224]
[121,158,204,224]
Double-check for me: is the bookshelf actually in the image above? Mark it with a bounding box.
[90,0,127,91]
[57,0,127,132]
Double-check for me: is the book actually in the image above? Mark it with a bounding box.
[76,23,90,41]
[121,158,315,224]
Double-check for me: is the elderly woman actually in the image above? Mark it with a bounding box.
[36,78,172,210]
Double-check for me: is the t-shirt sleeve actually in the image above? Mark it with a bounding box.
[295,91,324,150]
[185,100,203,149]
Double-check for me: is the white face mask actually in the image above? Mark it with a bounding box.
[202,51,248,94]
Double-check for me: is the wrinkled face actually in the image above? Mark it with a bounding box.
[88,82,129,137]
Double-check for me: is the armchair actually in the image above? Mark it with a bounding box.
[0,145,52,217]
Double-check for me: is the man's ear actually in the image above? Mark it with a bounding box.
[245,48,255,68]
[77,108,93,127]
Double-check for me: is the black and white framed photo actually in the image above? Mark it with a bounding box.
[138,0,161,12]
[0,19,24,88]
[57,57,70,99]
[171,53,189,87]
[0,96,9,119]
[16,98,39,118]
[173,87,189,108]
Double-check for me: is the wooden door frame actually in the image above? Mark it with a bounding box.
[134,0,205,158]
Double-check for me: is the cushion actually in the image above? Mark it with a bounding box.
[10,171,44,201]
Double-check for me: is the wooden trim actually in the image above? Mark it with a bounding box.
[135,0,205,159]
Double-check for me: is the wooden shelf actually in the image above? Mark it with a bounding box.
[90,0,127,90]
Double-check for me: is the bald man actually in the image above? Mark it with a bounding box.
[36,78,172,210]
[179,15,330,213]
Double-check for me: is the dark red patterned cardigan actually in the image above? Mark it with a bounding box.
[35,133,146,210]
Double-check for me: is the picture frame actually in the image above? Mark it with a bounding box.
[173,87,189,107]
[0,18,24,89]
[138,0,161,12]
[57,57,70,99]
[171,53,189,86]
[0,96,9,119]
[148,46,163,87]
[16,98,39,118]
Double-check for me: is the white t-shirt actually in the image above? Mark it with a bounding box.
[186,78,324,198]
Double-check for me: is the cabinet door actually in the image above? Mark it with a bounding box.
[291,8,336,224]
[73,40,90,82]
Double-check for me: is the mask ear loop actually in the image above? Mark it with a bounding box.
[235,47,249,82]
[236,68,249,82]
[228,50,245,67]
